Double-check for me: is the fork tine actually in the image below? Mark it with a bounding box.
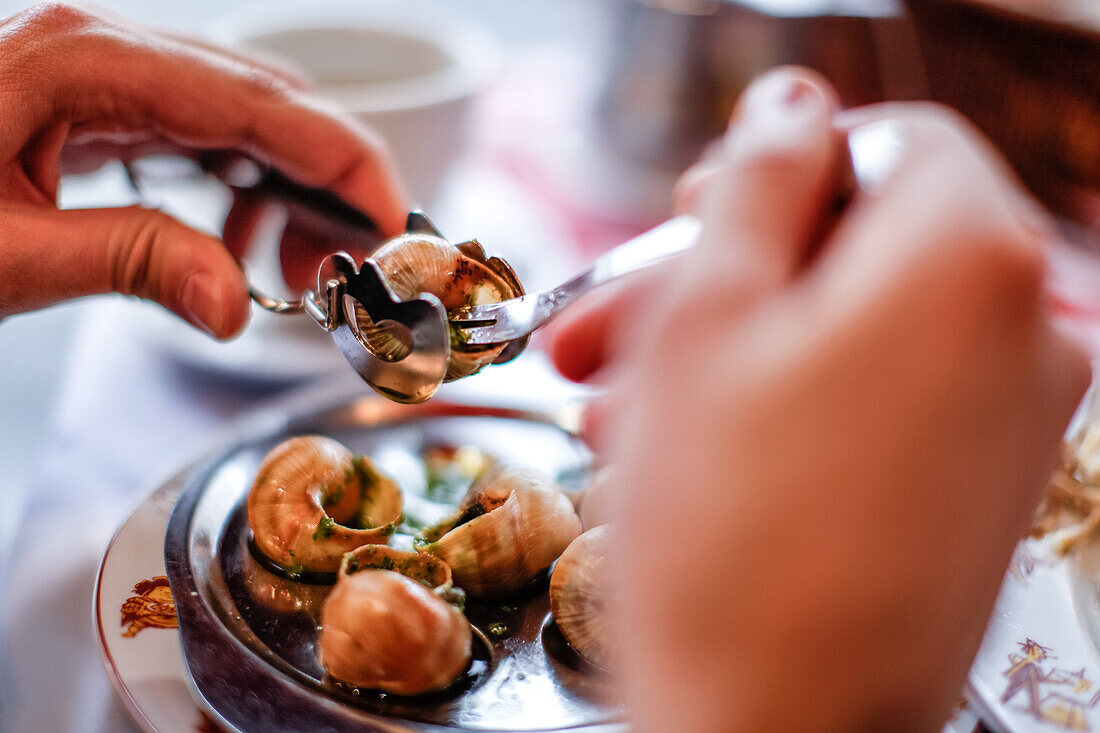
[405,210,444,237]
[456,239,488,260]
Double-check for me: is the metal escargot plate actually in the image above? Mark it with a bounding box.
[163,381,622,733]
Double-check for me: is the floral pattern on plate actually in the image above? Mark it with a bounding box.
[121,576,178,638]
[1000,639,1099,730]
[95,472,218,733]
[966,535,1100,733]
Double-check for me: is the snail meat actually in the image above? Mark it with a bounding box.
[423,444,495,504]
[319,545,472,695]
[338,543,465,609]
[247,436,403,575]
[416,466,582,598]
[358,232,524,381]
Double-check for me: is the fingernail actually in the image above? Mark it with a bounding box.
[847,119,908,193]
[180,272,223,338]
[728,71,830,147]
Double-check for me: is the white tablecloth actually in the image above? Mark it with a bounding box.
[0,297,294,732]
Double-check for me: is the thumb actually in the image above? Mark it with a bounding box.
[0,204,249,338]
[684,67,842,302]
[551,69,843,384]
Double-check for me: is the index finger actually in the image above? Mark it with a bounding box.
[10,4,410,234]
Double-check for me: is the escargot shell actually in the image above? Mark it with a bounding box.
[549,525,613,669]
[240,554,329,615]
[319,569,472,695]
[356,233,523,381]
[246,436,403,575]
[416,466,582,598]
[339,544,465,608]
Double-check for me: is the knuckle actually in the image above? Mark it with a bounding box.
[672,162,719,215]
[894,103,1002,179]
[935,203,1044,309]
[942,225,1045,328]
[14,2,94,35]
[891,101,978,145]
[878,114,1043,311]
[901,100,971,132]
[237,64,296,103]
[876,201,1045,343]
[324,147,372,191]
[0,3,101,90]
[229,67,299,148]
[729,143,817,192]
[107,207,174,297]
[972,221,1044,285]
[983,232,1045,303]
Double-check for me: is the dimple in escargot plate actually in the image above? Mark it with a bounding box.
[163,383,621,732]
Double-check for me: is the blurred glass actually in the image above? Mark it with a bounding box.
[594,0,1100,246]
[904,0,1100,245]
[209,3,502,208]
[596,0,914,171]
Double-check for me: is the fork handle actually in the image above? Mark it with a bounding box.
[576,215,702,290]
[454,216,701,345]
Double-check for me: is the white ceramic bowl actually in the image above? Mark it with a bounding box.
[211,3,501,206]
[137,5,503,385]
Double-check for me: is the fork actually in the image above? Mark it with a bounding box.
[448,119,904,347]
[449,215,702,346]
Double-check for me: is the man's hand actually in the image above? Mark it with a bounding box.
[551,67,1089,732]
[0,2,409,336]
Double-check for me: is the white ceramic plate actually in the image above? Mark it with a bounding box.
[964,536,1100,732]
[94,467,212,733]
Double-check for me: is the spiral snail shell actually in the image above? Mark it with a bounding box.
[356,232,524,381]
[416,466,582,599]
[549,525,613,669]
[246,436,403,575]
[320,546,472,695]
[338,544,465,609]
